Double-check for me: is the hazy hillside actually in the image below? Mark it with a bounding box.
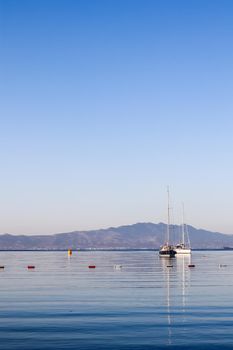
[0,223,232,250]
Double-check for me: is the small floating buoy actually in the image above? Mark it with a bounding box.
[188,264,195,268]
[27,265,35,269]
[68,249,72,257]
[0,266,4,269]
[114,264,122,269]
[167,265,173,268]
[219,264,227,268]
[88,265,96,269]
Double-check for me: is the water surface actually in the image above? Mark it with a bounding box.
[0,251,232,349]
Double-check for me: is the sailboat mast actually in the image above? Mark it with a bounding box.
[182,202,185,245]
[167,187,170,244]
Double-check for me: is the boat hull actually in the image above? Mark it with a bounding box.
[159,247,177,257]
[159,252,176,257]
[175,248,191,254]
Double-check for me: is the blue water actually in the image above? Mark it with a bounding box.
[0,251,233,349]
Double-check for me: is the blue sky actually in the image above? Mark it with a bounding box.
[1,0,233,234]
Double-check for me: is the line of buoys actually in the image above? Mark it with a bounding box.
[27,265,35,269]
[88,265,96,269]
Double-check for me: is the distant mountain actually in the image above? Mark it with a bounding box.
[0,223,232,250]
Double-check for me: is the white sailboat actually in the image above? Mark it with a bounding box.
[175,204,191,255]
[159,187,176,258]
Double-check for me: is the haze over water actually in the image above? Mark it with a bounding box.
[0,251,233,349]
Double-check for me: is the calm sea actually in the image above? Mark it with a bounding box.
[0,250,233,349]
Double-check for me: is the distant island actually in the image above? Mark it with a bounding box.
[0,222,232,250]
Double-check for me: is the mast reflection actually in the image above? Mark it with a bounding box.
[160,258,173,345]
[176,254,191,315]
[160,254,191,345]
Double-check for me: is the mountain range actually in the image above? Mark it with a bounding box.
[0,222,232,250]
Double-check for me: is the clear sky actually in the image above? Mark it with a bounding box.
[1,0,233,235]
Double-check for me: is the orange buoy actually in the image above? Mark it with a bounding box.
[88,265,96,269]
[68,249,72,256]
[28,265,35,269]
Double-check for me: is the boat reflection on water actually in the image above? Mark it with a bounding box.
[160,254,191,346]
[176,254,191,315]
[160,257,173,346]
